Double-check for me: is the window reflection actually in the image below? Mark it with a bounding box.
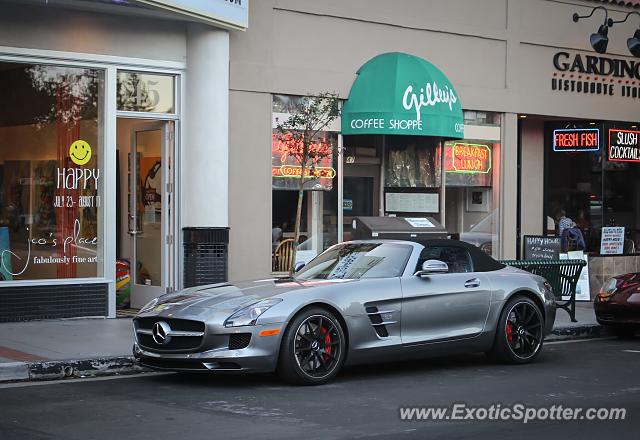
[0,63,104,281]
[545,121,640,255]
[295,243,412,280]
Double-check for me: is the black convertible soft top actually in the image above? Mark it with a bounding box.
[419,239,506,272]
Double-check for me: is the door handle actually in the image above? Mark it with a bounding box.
[464,278,480,288]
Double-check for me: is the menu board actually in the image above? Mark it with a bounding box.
[523,235,561,260]
[600,226,625,255]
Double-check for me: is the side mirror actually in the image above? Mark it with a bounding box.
[415,259,449,277]
[294,262,306,273]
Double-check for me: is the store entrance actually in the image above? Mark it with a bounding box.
[116,118,174,309]
[342,137,381,241]
[343,169,379,241]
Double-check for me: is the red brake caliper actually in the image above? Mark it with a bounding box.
[321,327,332,360]
[506,322,513,343]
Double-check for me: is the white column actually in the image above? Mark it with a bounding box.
[105,66,117,318]
[499,113,519,259]
[183,24,229,228]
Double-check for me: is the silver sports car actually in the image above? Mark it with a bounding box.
[133,239,556,385]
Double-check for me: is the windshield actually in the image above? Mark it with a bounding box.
[294,243,412,280]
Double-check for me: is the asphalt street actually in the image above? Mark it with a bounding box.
[1,338,639,440]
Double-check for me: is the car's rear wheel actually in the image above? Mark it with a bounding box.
[277,308,345,385]
[488,296,544,364]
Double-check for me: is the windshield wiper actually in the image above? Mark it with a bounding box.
[274,276,296,283]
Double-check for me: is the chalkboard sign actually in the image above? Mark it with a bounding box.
[523,235,561,260]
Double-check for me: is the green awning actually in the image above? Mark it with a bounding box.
[342,52,464,138]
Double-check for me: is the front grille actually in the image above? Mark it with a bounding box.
[228,333,252,350]
[134,317,205,352]
[135,317,205,332]
[598,313,615,322]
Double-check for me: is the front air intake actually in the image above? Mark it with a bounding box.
[228,333,252,350]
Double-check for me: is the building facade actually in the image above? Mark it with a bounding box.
[229,0,640,296]
[2,0,640,321]
[0,0,245,321]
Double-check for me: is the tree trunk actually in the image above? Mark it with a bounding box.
[290,161,306,276]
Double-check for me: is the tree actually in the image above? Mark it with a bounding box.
[274,92,340,275]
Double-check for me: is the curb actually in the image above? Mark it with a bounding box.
[0,356,150,384]
[546,324,613,341]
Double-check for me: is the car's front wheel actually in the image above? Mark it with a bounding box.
[488,296,544,364]
[277,307,345,385]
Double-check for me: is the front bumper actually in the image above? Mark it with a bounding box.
[133,322,285,374]
[594,301,640,327]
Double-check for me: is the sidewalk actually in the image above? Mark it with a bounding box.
[0,317,138,382]
[0,301,609,383]
[546,300,612,341]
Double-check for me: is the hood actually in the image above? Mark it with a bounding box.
[137,277,355,319]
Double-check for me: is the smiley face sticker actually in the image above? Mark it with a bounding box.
[69,140,92,166]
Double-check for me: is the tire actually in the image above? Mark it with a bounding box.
[488,296,544,364]
[277,307,346,385]
[614,326,636,339]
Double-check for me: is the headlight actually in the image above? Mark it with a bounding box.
[139,298,159,314]
[224,298,282,327]
[598,278,618,301]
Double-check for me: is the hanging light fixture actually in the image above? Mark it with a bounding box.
[608,11,640,57]
[628,28,640,57]
[573,6,613,54]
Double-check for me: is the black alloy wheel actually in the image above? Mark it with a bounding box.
[489,296,544,364]
[278,308,345,385]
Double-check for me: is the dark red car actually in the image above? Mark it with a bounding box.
[594,273,640,338]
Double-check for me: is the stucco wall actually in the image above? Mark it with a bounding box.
[0,2,187,62]
[230,0,640,120]
[228,90,273,281]
[520,119,546,242]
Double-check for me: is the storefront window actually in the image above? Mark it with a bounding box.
[545,121,639,254]
[271,95,339,269]
[0,63,104,281]
[117,71,175,113]
[446,112,502,257]
[383,135,441,222]
[343,112,502,257]
[385,136,440,188]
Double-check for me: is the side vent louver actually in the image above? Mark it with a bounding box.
[365,305,393,338]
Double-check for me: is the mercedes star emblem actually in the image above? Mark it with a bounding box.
[152,321,172,345]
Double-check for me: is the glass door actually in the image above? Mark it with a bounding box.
[127,121,174,308]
